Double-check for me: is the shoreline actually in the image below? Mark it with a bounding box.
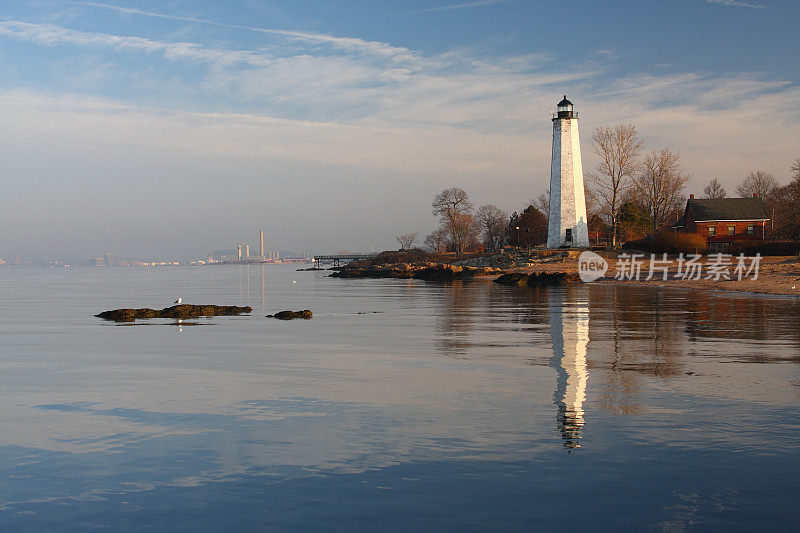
[323,250,800,298]
[504,254,800,297]
[464,272,799,298]
[595,278,800,299]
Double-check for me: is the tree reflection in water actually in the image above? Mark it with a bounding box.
[434,280,478,357]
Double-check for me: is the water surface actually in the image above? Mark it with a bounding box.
[1,265,799,531]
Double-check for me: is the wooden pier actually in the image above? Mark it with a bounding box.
[313,253,377,268]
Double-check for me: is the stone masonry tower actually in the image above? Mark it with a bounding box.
[547,96,589,248]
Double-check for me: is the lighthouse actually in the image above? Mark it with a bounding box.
[547,96,590,248]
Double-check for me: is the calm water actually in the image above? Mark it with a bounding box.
[1,265,799,531]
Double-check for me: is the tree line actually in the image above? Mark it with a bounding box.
[585,124,799,244]
[415,187,549,256]
[404,124,799,254]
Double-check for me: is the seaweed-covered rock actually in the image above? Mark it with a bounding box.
[493,272,530,286]
[330,263,498,281]
[528,272,581,284]
[413,264,463,280]
[97,304,252,322]
[267,310,312,320]
[494,272,581,287]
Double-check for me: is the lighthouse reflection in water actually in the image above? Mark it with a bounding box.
[549,286,590,449]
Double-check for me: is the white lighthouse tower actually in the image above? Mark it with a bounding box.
[547,95,590,248]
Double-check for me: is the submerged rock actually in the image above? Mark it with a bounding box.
[97,304,252,322]
[267,310,312,320]
[494,272,581,287]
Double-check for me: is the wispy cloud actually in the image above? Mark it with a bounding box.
[0,19,589,132]
[0,21,274,66]
[706,0,766,9]
[68,1,416,61]
[407,0,515,14]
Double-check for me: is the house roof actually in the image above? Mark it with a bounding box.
[684,197,770,223]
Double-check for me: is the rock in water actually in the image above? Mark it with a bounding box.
[267,310,313,320]
[329,263,496,280]
[96,304,252,322]
[493,273,530,287]
[494,272,581,287]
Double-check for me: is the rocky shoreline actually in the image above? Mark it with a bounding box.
[323,249,800,296]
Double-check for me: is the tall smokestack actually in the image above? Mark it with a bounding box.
[237,244,242,260]
[245,245,250,259]
[260,229,264,259]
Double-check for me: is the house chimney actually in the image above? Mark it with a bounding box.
[690,194,694,199]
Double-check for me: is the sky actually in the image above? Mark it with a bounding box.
[1,0,798,259]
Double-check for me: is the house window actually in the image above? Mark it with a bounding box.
[708,226,716,236]
[565,229,572,242]
[747,225,755,235]
[728,226,735,235]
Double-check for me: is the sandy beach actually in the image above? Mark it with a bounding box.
[506,253,800,297]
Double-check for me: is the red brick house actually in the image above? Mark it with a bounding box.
[673,196,769,253]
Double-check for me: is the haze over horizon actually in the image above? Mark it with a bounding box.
[1,0,798,259]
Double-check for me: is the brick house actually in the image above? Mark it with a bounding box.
[673,196,770,253]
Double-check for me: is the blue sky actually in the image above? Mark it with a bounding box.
[1,0,798,258]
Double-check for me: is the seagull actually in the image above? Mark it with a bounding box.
[174,297,182,304]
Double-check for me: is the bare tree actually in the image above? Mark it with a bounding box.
[632,147,691,236]
[395,232,418,250]
[769,159,800,240]
[772,175,800,240]
[475,204,508,251]
[424,227,449,253]
[703,178,727,199]
[455,213,482,253]
[736,171,779,201]
[586,123,643,247]
[533,189,549,215]
[432,187,474,257]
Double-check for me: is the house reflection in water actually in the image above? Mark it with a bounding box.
[549,286,590,449]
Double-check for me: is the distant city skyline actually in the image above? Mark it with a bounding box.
[1,0,798,257]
